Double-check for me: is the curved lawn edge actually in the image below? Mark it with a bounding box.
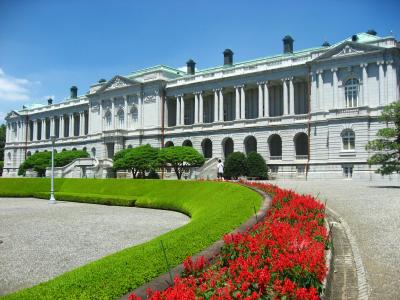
[0,179,262,300]
[123,184,272,299]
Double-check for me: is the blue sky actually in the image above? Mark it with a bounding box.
[0,0,399,123]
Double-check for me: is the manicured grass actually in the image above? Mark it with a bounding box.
[0,178,262,300]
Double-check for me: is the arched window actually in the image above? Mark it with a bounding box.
[104,110,112,129]
[117,109,124,129]
[342,130,355,150]
[294,132,309,159]
[222,138,234,158]
[165,141,174,148]
[202,139,213,158]
[345,78,359,108]
[182,140,193,147]
[244,136,257,154]
[27,151,32,157]
[91,147,96,158]
[127,144,133,149]
[268,134,282,159]
[82,147,87,152]
[131,106,138,127]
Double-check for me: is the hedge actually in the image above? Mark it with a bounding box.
[0,178,261,300]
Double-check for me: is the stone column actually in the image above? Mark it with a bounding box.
[50,117,55,137]
[386,60,396,103]
[79,112,85,136]
[139,93,143,129]
[331,68,338,109]
[311,72,317,112]
[258,82,264,118]
[180,95,185,125]
[124,96,128,129]
[194,93,199,124]
[60,115,64,138]
[32,120,37,141]
[214,89,219,122]
[69,114,74,137]
[199,92,204,123]
[283,79,288,115]
[317,70,323,110]
[111,98,115,129]
[264,82,269,117]
[240,85,245,119]
[235,86,240,120]
[219,89,224,121]
[176,96,180,126]
[378,61,385,105]
[361,63,368,106]
[289,77,294,115]
[41,119,46,140]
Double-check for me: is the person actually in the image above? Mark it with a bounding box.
[217,159,224,180]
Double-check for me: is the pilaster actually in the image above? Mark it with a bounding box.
[282,79,288,115]
[289,77,294,115]
[240,85,245,119]
[235,86,240,120]
[331,68,338,109]
[257,82,264,118]
[218,89,224,121]
[264,81,269,117]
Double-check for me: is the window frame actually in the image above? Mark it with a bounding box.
[342,129,355,151]
[344,78,359,108]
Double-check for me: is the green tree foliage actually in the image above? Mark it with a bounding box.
[366,101,400,175]
[0,124,5,161]
[246,151,268,179]
[113,144,159,178]
[0,160,3,176]
[158,146,204,179]
[54,150,89,167]
[224,152,248,179]
[18,152,51,177]
[18,150,89,177]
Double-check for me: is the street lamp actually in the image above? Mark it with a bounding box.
[49,135,56,204]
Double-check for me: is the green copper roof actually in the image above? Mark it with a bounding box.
[126,65,186,79]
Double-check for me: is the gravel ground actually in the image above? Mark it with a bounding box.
[0,198,189,296]
[271,179,400,300]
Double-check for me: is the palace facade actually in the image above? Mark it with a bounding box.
[3,32,400,180]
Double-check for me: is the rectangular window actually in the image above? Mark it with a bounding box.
[343,165,353,178]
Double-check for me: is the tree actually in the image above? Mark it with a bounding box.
[113,144,159,178]
[246,152,268,179]
[54,150,89,167]
[224,152,248,180]
[158,146,204,179]
[0,124,5,161]
[18,150,89,177]
[18,151,51,177]
[366,101,400,175]
[0,160,3,176]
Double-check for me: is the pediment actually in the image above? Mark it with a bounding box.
[95,76,139,94]
[5,111,20,120]
[313,41,384,61]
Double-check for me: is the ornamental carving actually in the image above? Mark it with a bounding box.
[105,77,129,91]
[144,95,156,103]
[333,45,363,57]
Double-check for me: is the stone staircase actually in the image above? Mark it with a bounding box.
[190,157,219,180]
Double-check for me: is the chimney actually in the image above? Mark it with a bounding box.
[47,98,53,105]
[98,79,106,83]
[351,35,359,42]
[70,86,78,99]
[223,49,234,66]
[367,29,377,36]
[322,41,331,47]
[283,35,294,54]
[186,59,196,75]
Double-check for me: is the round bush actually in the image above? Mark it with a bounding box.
[246,151,268,179]
[224,152,247,179]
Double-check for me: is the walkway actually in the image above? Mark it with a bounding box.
[272,179,400,300]
[0,198,189,295]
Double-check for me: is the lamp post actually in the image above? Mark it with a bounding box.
[49,135,56,204]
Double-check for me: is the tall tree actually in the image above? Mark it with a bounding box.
[158,146,204,179]
[113,145,159,178]
[366,101,400,175]
[0,124,5,161]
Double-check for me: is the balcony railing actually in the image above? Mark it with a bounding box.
[295,155,309,160]
[270,156,282,160]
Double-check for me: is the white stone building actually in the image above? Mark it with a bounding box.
[3,32,400,180]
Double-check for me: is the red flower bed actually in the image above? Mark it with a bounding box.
[129,181,328,300]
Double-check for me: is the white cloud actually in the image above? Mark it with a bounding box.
[0,68,31,102]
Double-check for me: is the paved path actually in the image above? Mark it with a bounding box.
[271,179,400,300]
[0,198,189,296]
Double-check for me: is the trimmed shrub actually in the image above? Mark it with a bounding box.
[224,152,247,179]
[54,150,89,167]
[246,151,268,179]
[18,151,51,177]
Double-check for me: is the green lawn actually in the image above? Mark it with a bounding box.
[0,178,261,300]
